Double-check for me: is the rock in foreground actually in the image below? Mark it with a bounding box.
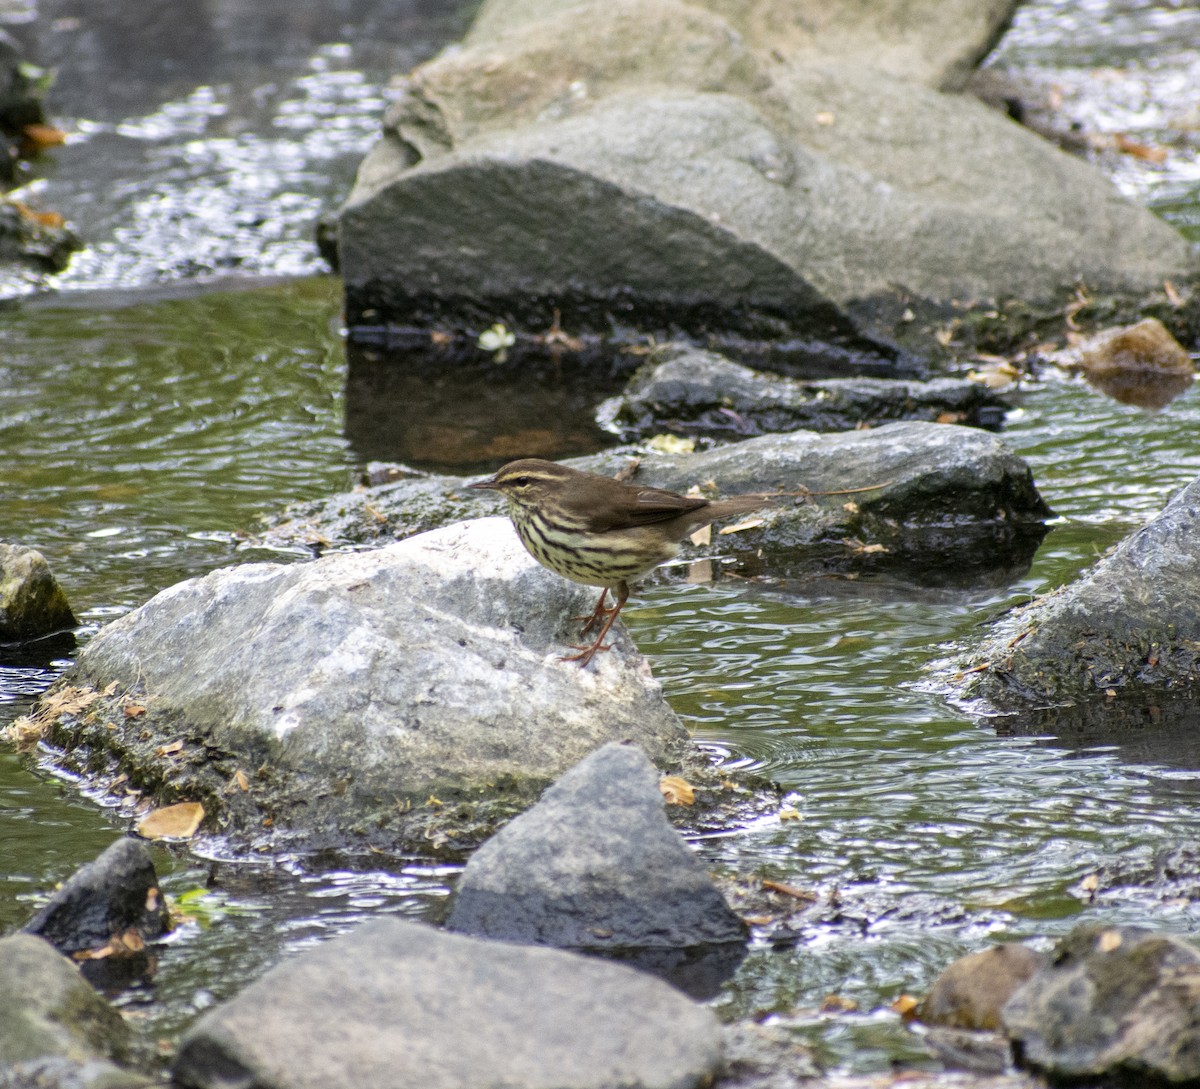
[50,519,688,854]
[446,742,746,953]
[172,917,723,1089]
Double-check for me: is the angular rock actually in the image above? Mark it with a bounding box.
[338,0,1193,351]
[51,519,688,853]
[0,933,132,1064]
[1003,924,1200,1085]
[264,425,1051,588]
[24,838,170,975]
[949,474,1200,709]
[608,348,1011,440]
[0,543,77,643]
[446,741,746,950]
[172,916,723,1089]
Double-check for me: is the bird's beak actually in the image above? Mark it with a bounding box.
[468,476,500,491]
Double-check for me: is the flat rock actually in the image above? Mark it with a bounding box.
[446,741,746,949]
[0,543,77,643]
[172,916,723,1089]
[49,519,688,854]
[264,425,1051,588]
[608,348,1011,440]
[947,474,1200,710]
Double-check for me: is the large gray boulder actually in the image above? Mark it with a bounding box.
[338,0,1192,352]
[51,518,688,854]
[446,742,746,950]
[172,916,723,1089]
[947,474,1200,709]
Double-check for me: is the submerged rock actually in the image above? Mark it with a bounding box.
[0,543,77,644]
[607,348,1012,440]
[948,474,1200,710]
[264,425,1051,588]
[48,519,688,854]
[172,916,723,1089]
[338,0,1192,353]
[446,742,746,993]
[1003,924,1200,1085]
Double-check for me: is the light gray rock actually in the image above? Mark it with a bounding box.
[338,0,1193,352]
[947,474,1200,709]
[446,741,746,949]
[608,348,1011,440]
[0,1058,155,1089]
[54,518,688,853]
[172,916,723,1089]
[0,543,77,643]
[0,934,132,1065]
[1003,924,1200,1085]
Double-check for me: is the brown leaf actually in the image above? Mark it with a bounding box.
[1114,133,1168,162]
[659,775,695,806]
[20,123,67,150]
[155,739,184,757]
[136,801,205,840]
[892,994,920,1019]
[124,703,147,718]
[761,878,816,902]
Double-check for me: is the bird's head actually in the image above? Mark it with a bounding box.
[468,459,571,512]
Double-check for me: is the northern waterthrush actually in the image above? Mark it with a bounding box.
[469,458,770,666]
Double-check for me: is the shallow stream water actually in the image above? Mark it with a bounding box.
[1,0,1199,1077]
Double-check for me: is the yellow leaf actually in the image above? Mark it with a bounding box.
[1098,929,1123,953]
[892,994,920,1019]
[778,807,803,821]
[137,802,205,840]
[718,517,765,535]
[646,434,695,455]
[659,775,695,806]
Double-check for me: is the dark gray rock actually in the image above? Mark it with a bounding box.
[338,0,1192,351]
[446,741,746,950]
[23,838,170,984]
[264,425,1051,588]
[0,933,132,1065]
[0,543,77,643]
[1003,924,1200,1085]
[608,348,1012,440]
[50,518,688,854]
[172,916,723,1089]
[947,474,1200,709]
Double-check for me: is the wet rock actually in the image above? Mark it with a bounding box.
[719,1022,823,1089]
[948,474,1200,709]
[607,348,1012,441]
[921,944,1046,1032]
[263,425,1051,588]
[1002,923,1200,1085]
[23,838,170,987]
[0,933,132,1064]
[49,519,688,854]
[0,1057,155,1089]
[445,742,746,970]
[1067,317,1195,410]
[0,543,77,643]
[171,916,723,1089]
[338,0,1192,353]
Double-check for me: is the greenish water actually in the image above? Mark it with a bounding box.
[2,277,1200,1073]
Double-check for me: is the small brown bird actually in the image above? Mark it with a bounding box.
[469,458,770,665]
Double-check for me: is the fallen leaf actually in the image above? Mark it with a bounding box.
[1114,133,1167,162]
[136,802,205,840]
[124,703,147,718]
[761,879,816,901]
[718,517,765,535]
[155,739,184,757]
[852,542,889,555]
[690,524,712,546]
[232,768,250,792]
[820,994,859,1013]
[19,123,67,150]
[659,775,695,806]
[892,994,920,1019]
[778,808,803,821]
[1098,929,1123,953]
[646,433,695,455]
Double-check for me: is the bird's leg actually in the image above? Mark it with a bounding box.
[561,583,629,666]
[572,588,614,635]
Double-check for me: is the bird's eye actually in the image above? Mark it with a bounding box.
[514,476,532,487]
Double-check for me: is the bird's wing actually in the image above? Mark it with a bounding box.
[583,484,709,532]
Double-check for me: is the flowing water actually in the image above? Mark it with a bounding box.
[1,0,1199,1077]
